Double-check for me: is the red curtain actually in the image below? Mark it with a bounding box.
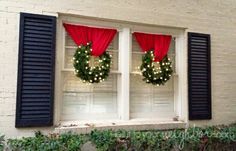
[133,32,172,62]
[63,23,117,56]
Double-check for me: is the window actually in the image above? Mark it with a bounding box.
[56,16,186,123]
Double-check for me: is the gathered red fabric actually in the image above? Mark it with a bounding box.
[63,23,117,56]
[133,32,172,62]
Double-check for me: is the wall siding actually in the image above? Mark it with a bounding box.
[0,0,236,137]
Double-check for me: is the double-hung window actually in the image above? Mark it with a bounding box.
[55,15,186,123]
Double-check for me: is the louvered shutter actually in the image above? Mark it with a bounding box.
[16,13,56,127]
[188,32,211,120]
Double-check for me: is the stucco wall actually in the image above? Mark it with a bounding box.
[0,0,236,137]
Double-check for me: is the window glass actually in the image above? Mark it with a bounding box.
[61,32,119,121]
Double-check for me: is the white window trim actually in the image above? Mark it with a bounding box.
[54,15,188,126]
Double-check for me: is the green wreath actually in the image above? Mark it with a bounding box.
[140,50,173,86]
[73,43,111,83]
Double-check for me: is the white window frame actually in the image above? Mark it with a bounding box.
[54,15,187,125]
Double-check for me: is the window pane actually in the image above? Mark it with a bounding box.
[130,37,175,119]
[62,72,118,120]
[61,31,119,121]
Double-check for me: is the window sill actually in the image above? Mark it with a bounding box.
[55,119,187,134]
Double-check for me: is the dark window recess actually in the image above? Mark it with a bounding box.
[188,32,211,120]
[16,13,56,127]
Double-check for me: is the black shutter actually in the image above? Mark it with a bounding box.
[188,32,211,120]
[16,13,56,127]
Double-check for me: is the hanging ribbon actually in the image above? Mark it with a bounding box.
[63,23,117,56]
[133,32,172,61]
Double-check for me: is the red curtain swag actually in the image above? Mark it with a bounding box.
[133,32,172,62]
[63,23,117,56]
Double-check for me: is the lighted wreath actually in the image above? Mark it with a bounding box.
[73,43,111,83]
[63,23,117,84]
[140,50,173,86]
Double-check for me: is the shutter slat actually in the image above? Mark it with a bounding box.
[22,82,51,86]
[24,41,52,47]
[24,33,52,39]
[21,94,51,98]
[188,32,211,120]
[24,45,53,51]
[24,53,52,59]
[24,37,52,43]
[25,18,52,24]
[24,21,53,28]
[24,25,52,32]
[16,13,56,127]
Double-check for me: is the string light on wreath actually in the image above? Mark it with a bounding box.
[73,43,112,83]
[139,50,173,86]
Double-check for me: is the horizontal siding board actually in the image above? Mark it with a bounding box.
[16,13,56,127]
[188,32,212,120]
